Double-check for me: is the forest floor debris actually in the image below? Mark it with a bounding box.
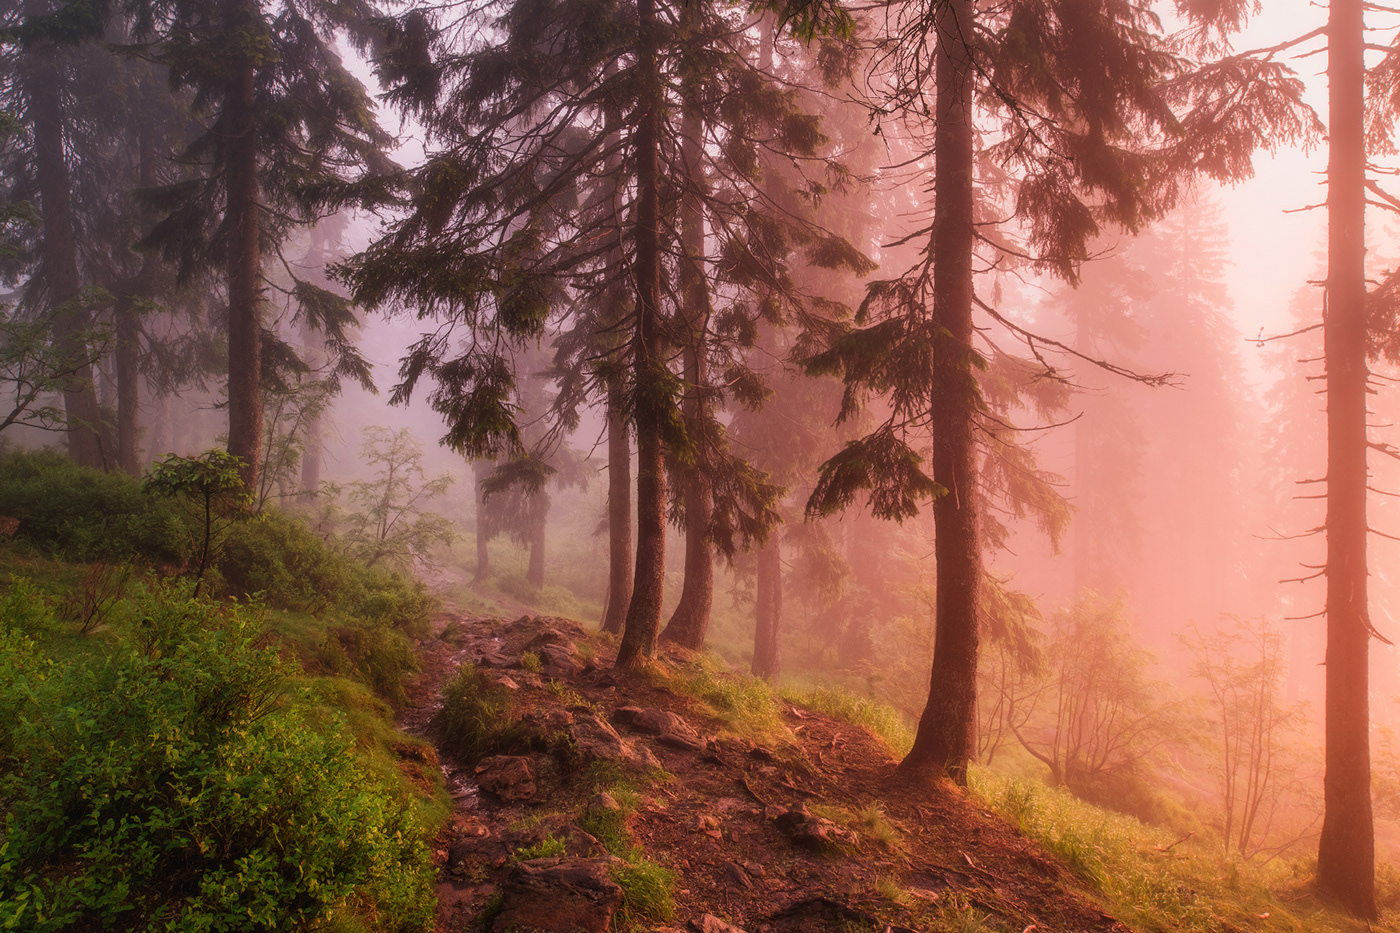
[399,609,1136,933]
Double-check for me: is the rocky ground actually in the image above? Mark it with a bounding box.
[398,609,1134,933]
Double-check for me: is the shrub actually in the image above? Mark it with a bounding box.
[219,509,435,633]
[434,665,526,764]
[0,584,434,932]
[0,448,186,562]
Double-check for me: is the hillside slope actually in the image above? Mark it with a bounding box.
[402,611,1133,933]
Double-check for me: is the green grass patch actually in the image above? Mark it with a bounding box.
[436,664,528,764]
[782,684,914,756]
[611,858,678,926]
[676,657,783,737]
[968,767,1395,933]
[511,833,567,863]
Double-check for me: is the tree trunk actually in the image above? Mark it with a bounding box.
[474,458,494,580]
[224,0,263,492]
[528,504,546,587]
[752,535,782,681]
[616,0,666,668]
[899,0,981,785]
[1316,0,1377,915]
[661,94,713,650]
[299,319,324,496]
[149,392,171,464]
[602,378,633,634]
[25,39,107,470]
[115,111,161,476]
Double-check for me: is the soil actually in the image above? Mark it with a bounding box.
[398,607,1136,933]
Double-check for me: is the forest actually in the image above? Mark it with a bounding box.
[4,0,1400,929]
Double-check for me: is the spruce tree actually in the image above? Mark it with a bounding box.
[805,0,1317,782]
[128,0,391,490]
[347,0,869,667]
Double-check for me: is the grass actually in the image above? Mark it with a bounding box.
[510,833,566,863]
[611,858,678,926]
[969,767,1400,933]
[435,664,529,764]
[781,684,914,756]
[674,656,784,738]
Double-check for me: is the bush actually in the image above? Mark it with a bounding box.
[0,583,434,932]
[434,665,526,764]
[0,449,186,563]
[219,509,435,632]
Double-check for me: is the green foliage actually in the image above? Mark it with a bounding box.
[219,508,435,633]
[510,834,566,863]
[324,427,457,574]
[0,302,113,438]
[0,449,186,563]
[0,584,434,932]
[144,449,252,595]
[782,684,914,756]
[520,649,542,673]
[435,665,526,764]
[611,858,678,926]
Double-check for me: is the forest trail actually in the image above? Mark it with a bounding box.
[397,607,1135,933]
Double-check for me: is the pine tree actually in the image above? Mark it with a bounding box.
[805,0,1317,782]
[128,0,391,491]
[347,0,869,667]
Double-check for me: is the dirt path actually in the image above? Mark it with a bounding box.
[396,609,1135,933]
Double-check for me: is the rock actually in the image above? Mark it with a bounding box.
[690,916,748,933]
[658,731,705,751]
[522,707,576,734]
[763,805,786,821]
[540,642,584,676]
[492,857,624,933]
[589,792,622,813]
[474,755,536,802]
[613,706,700,740]
[721,861,753,890]
[570,714,661,769]
[773,805,856,851]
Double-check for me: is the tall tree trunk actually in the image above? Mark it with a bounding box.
[224,0,263,492]
[149,392,171,464]
[474,458,494,580]
[115,111,161,476]
[1316,0,1377,915]
[752,535,782,681]
[25,40,107,469]
[527,504,546,587]
[602,376,633,634]
[899,0,981,784]
[299,317,324,497]
[661,92,714,650]
[616,0,667,668]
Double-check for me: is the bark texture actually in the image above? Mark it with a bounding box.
[26,41,107,469]
[752,535,782,681]
[616,0,666,668]
[602,381,632,634]
[661,98,714,651]
[224,0,264,491]
[899,0,981,784]
[1317,0,1378,915]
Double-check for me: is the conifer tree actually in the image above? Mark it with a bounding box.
[348,0,869,667]
[805,0,1316,782]
[127,0,390,491]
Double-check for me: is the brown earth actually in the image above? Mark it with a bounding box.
[398,609,1135,933]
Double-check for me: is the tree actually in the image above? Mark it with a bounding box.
[144,448,252,596]
[129,0,389,492]
[347,0,867,668]
[332,426,456,573]
[1009,593,1182,798]
[1,1,116,467]
[805,0,1316,783]
[1182,617,1308,858]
